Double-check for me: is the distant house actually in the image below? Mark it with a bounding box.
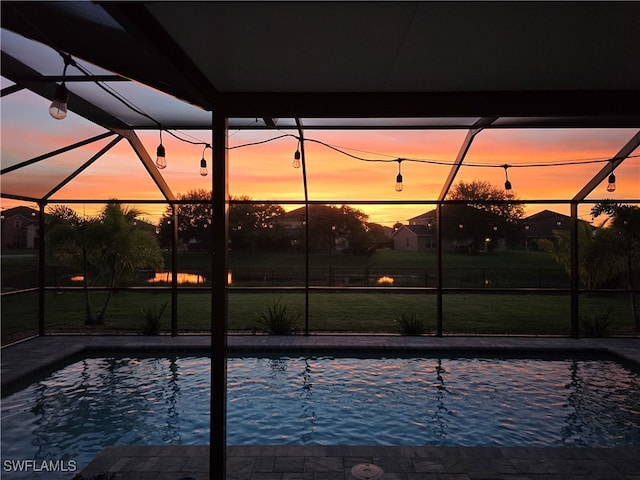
[399,205,507,252]
[1,206,40,249]
[396,208,591,252]
[522,210,570,238]
[272,205,308,230]
[392,224,435,251]
[521,209,589,250]
[271,205,347,250]
[408,211,436,228]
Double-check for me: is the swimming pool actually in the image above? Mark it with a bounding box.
[2,353,640,478]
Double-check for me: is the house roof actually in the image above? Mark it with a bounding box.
[1,206,39,220]
[409,204,508,223]
[394,224,431,237]
[408,211,436,224]
[273,205,337,223]
[523,209,571,224]
[522,209,573,237]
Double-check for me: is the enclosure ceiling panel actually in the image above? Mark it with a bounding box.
[2,1,639,125]
[148,1,640,93]
[149,1,418,92]
[1,1,640,210]
[381,1,640,92]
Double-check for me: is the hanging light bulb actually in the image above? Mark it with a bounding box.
[606,161,616,192]
[395,173,403,192]
[156,130,166,169]
[156,144,166,169]
[49,83,69,120]
[199,145,209,176]
[503,164,513,197]
[49,53,73,120]
[395,159,404,192]
[293,142,301,168]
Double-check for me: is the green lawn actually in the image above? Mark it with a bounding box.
[227,248,561,269]
[2,249,636,344]
[1,288,635,344]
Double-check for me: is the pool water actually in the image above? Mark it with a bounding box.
[2,354,640,478]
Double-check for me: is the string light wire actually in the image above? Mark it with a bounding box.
[36,51,640,175]
[19,6,637,177]
[289,136,640,170]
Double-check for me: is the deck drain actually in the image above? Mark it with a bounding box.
[351,463,383,480]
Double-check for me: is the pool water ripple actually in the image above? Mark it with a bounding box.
[2,354,640,478]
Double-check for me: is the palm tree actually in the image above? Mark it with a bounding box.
[47,203,164,324]
[591,202,640,331]
[541,221,623,291]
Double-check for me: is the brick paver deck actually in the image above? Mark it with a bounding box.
[78,444,640,480]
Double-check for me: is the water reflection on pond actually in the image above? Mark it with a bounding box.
[376,275,394,285]
[146,272,205,284]
[69,271,225,285]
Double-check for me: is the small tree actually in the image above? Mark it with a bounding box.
[591,202,640,331]
[540,220,622,290]
[47,203,164,325]
[47,206,99,322]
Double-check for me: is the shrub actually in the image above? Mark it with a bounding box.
[580,308,614,337]
[395,312,428,335]
[256,298,301,335]
[140,301,168,335]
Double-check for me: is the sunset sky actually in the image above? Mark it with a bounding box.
[1,81,638,227]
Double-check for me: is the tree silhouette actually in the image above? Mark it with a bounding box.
[443,181,525,252]
[157,189,213,250]
[540,220,620,290]
[47,203,163,324]
[285,204,380,254]
[229,197,287,251]
[448,180,525,222]
[158,192,287,252]
[591,202,640,331]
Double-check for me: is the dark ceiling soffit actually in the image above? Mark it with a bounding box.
[98,1,218,111]
[573,130,640,202]
[229,117,640,131]
[1,52,131,131]
[216,91,640,121]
